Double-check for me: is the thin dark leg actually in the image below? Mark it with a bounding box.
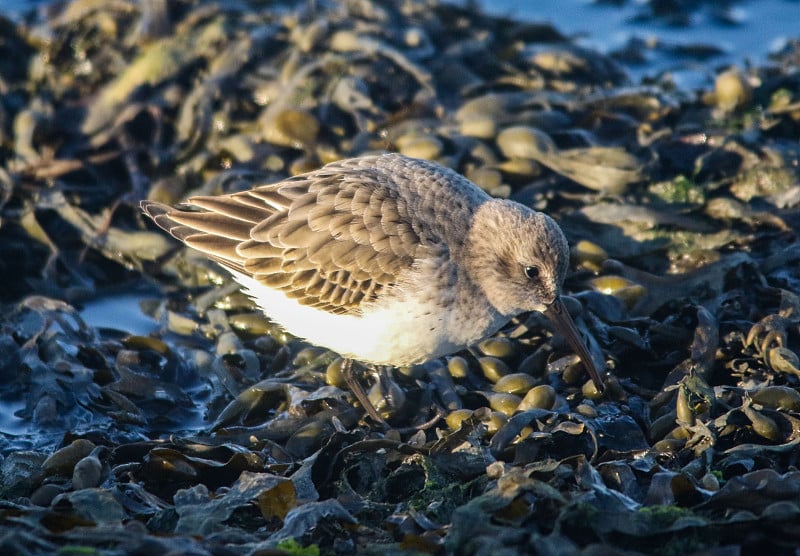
[340,358,388,427]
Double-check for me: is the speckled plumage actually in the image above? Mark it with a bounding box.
[142,153,603,420]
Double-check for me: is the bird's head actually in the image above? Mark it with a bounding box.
[465,199,569,317]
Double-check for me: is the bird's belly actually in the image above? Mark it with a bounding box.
[348,303,501,366]
[230,272,506,366]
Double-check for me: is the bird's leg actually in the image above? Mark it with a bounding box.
[376,365,406,412]
[340,358,388,427]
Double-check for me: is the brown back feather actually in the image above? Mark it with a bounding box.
[141,154,483,315]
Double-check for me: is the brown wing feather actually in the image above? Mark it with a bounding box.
[140,154,469,316]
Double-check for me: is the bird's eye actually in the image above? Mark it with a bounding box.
[524,265,540,279]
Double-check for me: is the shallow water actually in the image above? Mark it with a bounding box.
[80,293,158,336]
[0,399,27,436]
[454,0,797,86]
[3,0,45,16]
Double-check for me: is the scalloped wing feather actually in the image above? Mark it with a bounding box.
[140,155,461,316]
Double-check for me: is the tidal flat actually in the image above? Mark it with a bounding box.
[1,1,800,554]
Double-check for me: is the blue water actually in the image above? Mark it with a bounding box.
[467,0,794,59]
[3,0,45,15]
[457,0,797,85]
[80,293,159,336]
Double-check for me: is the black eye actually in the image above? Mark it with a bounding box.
[524,265,540,279]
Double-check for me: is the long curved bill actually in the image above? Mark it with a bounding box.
[544,297,605,391]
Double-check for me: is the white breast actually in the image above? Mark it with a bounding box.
[228,270,507,366]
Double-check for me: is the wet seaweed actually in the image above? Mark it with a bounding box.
[1,0,800,554]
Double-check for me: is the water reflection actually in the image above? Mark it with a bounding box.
[80,293,158,336]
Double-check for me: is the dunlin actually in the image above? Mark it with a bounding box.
[141,154,604,424]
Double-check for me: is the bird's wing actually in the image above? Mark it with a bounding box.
[141,154,456,315]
